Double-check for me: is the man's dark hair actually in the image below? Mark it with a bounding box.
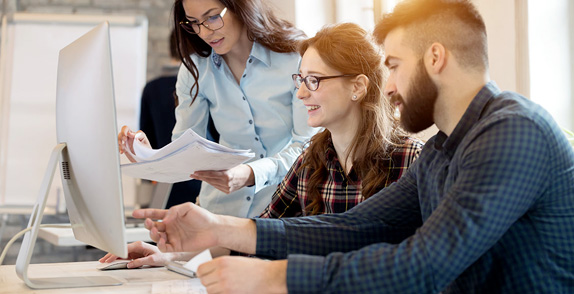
[374,0,488,70]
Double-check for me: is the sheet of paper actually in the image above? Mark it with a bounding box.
[183,249,213,273]
[121,129,255,183]
[151,279,207,294]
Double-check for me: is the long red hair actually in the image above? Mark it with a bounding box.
[298,23,407,215]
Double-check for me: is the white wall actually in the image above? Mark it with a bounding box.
[335,0,374,30]
[295,0,335,37]
[528,0,572,129]
[474,0,519,94]
[267,0,296,24]
[0,14,146,208]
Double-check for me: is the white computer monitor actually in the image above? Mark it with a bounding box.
[15,21,128,289]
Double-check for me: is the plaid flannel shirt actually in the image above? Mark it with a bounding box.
[260,138,423,218]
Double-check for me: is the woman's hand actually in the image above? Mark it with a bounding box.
[99,241,175,268]
[118,125,151,163]
[190,164,255,194]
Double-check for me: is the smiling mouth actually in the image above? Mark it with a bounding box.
[210,38,223,45]
[306,105,320,111]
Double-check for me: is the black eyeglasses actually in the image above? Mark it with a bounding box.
[292,74,358,91]
[179,7,227,35]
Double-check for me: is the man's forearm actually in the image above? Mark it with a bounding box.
[215,216,257,254]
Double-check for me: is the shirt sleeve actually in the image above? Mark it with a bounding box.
[258,116,553,293]
[259,153,305,219]
[172,63,210,141]
[247,90,320,194]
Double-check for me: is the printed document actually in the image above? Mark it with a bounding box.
[121,129,254,183]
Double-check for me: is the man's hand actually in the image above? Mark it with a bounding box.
[135,203,220,253]
[197,257,288,294]
[135,202,258,256]
[190,164,255,194]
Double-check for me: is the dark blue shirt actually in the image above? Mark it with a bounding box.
[255,82,574,293]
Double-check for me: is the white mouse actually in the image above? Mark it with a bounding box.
[98,261,130,271]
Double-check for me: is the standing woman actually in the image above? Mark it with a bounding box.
[120,0,317,218]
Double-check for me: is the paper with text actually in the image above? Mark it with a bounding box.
[121,129,254,183]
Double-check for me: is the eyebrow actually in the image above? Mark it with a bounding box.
[299,69,331,76]
[186,8,219,20]
[306,70,327,76]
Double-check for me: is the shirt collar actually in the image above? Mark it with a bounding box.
[249,41,272,67]
[435,81,501,156]
[324,138,359,180]
[210,42,271,69]
[211,52,222,68]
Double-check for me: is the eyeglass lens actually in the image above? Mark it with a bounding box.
[180,8,226,34]
[292,75,320,91]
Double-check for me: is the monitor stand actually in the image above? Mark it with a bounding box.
[14,143,123,289]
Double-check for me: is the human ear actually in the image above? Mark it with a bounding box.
[352,74,369,101]
[426,42,447,74]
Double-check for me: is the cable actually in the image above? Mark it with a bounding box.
[0,224,72,265]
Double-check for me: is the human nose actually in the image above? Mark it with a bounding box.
[384,77,397,98]
[296,81,311,100]
[197,26,213,39]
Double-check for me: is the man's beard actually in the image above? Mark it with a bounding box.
[391,58,438,133]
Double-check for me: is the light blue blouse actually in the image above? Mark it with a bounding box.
[173,42,318,218]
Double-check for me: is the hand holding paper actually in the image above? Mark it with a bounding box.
[121,128,254,183]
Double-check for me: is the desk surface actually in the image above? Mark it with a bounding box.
[0,261,206,293]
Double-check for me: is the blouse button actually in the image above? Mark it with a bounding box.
[248,59,253,63]
[260,154,264,158]
[249,120,253,124]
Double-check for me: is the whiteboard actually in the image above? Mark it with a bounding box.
[0,13,148,209]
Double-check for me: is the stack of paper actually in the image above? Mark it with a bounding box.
[121,129,255,183]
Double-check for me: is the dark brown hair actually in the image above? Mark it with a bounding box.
[374,0,488,70]
[298,23,407,215]
[172,0,305,103]
[169,28,179,60]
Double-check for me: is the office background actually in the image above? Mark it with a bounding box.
[2,0,571,130]
[0,0,573,264]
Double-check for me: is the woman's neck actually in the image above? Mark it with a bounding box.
[330,115,360,175]
[222,28,253,83]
